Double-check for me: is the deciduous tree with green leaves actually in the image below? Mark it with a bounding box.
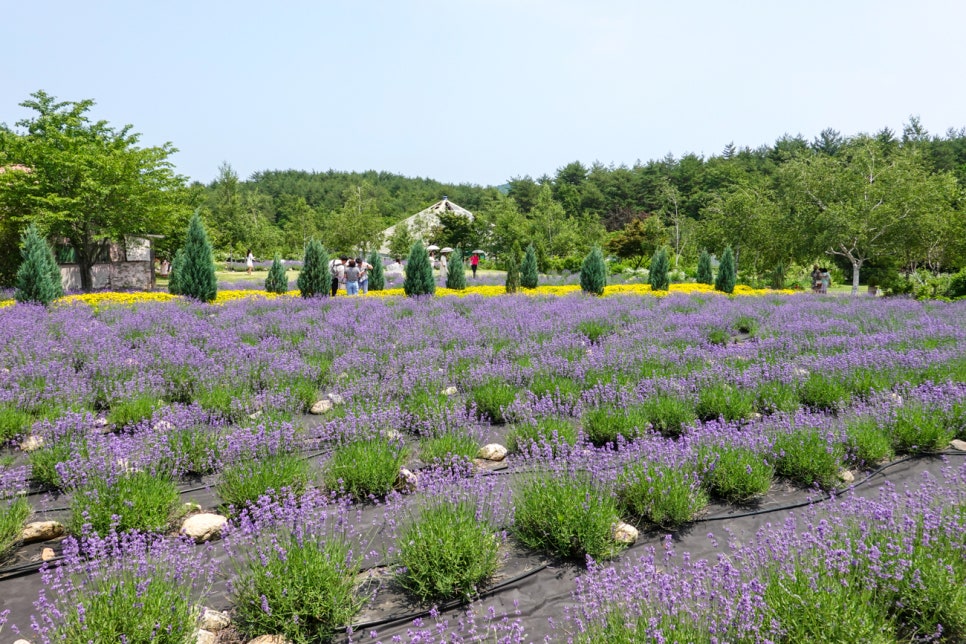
[0,91,187,291]
[606,216,667,269]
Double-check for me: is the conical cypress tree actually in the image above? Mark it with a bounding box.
[404,242,435,296]
[696,249,713,285]
[649,247,670,291]
[178,211,218,302]
[168,248,185,295]
[297,239,330,298]
[505,242,521,294]
[15,223,63,306]
[367,249,385,291]
[714,246,736,294]
[446,247,466,290]
[520,243,539,289]
[265,254,288,294]
[580,245,607,295]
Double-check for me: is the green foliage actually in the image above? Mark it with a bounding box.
[163,426,222,476]
[639,394,696,438]
[696,250,714,285]
[0,496,31,561]
[577,319,612,343]
[404,242,435,296]
[14,223,63,306]
[297,238,330,298]
[507,417,578,453]
[698,446,774,503]
[420,431,478,464]
[29,438,83,489]
[106,394,161,430]
[264,254,288,293]
[167,247,185,295]
[949,267,966,298]
[231,533,363,644]
[617,462,707,528]
[513,475,625,561]
[773,428,844,489]
[217,453,311,510]
[520,243,539,288]
[797,372,850,413]
[445,247,466,290]
[388,222,417,261]
[648,247,670,291]
[177,211,218,302]
[607,216,667,269]
[844,416,895,466]
[504,242,521,293]
[582,405,650,445]
[469,380,518,424]
[366,249,385,290]
[322,439,405,500]
[694,383,755,422]
[753,380,800,415]
[580,245,607,295]
[714,246,736,293]
[397,500,500,601]
[69,471,179,535]
[888,403,955,454]
[0,405,32,443]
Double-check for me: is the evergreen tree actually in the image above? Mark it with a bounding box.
[168,248,185,295]
[297,239,330,298]
[367,249,385,291]
[265,254,288,294]
[404,242,435,296]
[178,211,218,302]
[696,249,714,285]
[446,247,466,290]
[505,242,521,294]
[649,247,670,291]
[14,223,63,306]
[520,243,539,289]
[580,245,607,295]
[714,246,736,294]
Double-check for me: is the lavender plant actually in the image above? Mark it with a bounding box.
[68,471,179,535]
[0,496,30,561]
[616,462,707,528]
[697,445,774,503]
[322,439,405,500]
[772,427,844,489]
[217,452,312,510]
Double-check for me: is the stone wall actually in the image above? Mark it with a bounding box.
[60,262,154,292]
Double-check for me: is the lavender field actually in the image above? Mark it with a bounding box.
[1,291,965,643]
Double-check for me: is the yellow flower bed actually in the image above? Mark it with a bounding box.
[1,282,792,311]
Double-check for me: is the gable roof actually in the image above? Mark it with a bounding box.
[378,197,473,255]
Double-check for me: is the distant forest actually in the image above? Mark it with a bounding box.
[187,117,966,289]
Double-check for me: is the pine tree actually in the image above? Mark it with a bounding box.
[714,246,736,294]
[505,242,521,294]
[649,247,670,291]
[404,242,435,296]
[696,249,713,285]
[580,245,607,295]
[265,254,288,294]
[367,249,385,291]
[178,211,218,302]
[520,243,539,289]
[446,247,466,290]
[14,223,63,306]
[297,239,330,298]
[168,248,185,295]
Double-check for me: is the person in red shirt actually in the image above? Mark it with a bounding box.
[470,253,480,279]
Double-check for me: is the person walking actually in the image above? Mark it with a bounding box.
[345,259,360,296]
[820,268,830,294]
[246,249,255,275]
[439,252,448,278]
[329,256,344,297]
[810,264,821,293]
[470,253,479,279]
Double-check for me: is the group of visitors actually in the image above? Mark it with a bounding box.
[811,264,831,294]
[329,256,372,296]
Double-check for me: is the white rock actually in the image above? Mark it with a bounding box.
[838,470,855,484]
[395,468,418,493]
[441,386,458,396]
[152,420,173,432]
[181,513,228,543]
[886,392,903,406]
[20,435,44,452]
[41,547,57,561]
[477,443,508,461]
[310,399,333,415]
[195,630,218,644]
[13,639,32,644]
[198,608,231,631]
[248,410,263,420]
[92,416,109,428]
[21,521,66,544]
[793,367,810,378]
[612,521,639,544]
[950,439,966,452]
[383,429,402,441]
[248,636,292,644]
[327,393,345,406]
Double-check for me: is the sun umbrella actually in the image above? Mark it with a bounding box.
[471,249,486,255]
[426,244,440,251]
[440,247,454,253]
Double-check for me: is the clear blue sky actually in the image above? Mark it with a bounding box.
[4,1,965,187]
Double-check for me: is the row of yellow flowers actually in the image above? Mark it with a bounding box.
[0,283,794,310]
